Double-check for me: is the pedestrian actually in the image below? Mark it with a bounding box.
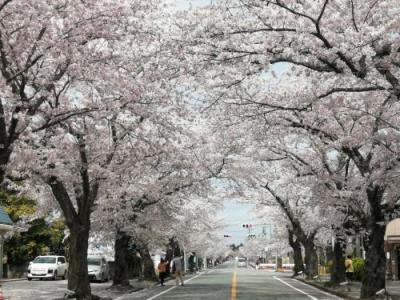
[255,259,260,270]
[171,255,184,286]
[157,258,168,286]
[345,255,354,282]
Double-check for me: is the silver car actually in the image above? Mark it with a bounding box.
[87,256,109,282]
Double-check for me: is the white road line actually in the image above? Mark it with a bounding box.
[145,285,177,300]
[292,279,344,299]
[273,276,319,300]
[145,271,205,300]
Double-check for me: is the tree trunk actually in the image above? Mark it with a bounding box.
[0,98,12,185]
[141,246,158,282]
[165,238,181,275]
[288,228,304,276]
[360,185,386,299]
[304,241,318,279]
[113,231,131,286]
[361,185,386,298]
[330,237,346,285]
[68,226,91,300]
[49,178,93,300]
[360,224,386,298]
[0,148,11,184]
[166,238,181,260]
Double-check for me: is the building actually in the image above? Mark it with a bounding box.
[0,206,13,278]
[385,218,400,280]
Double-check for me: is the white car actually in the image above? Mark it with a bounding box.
[87,256,109,282]
[237,257,247,268]
[27,255,68,280]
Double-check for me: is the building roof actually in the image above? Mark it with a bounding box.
[385,218,400,240]
[0,206,13,225]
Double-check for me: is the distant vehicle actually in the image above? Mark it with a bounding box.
[27,255,68,281]
[237,257,247,268]
[87,255,109,282]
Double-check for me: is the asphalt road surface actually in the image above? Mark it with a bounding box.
[2,261,343,300]
[120,261,343,300]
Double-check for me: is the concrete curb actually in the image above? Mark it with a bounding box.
[295,278,359,300]
[0,278,26,283]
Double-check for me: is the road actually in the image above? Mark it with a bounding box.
[2,261,343,300]
[121,261,343,300]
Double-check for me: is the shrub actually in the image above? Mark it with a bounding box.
[352,257,365,281]
[325,260,333,273]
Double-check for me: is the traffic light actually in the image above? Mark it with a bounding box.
[248,234,256,239]
[223,234,232,237]
[242,224,252,228]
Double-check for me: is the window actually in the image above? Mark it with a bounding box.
[88,258,101,266]
[34,257,56,264]
[58,257,65,264]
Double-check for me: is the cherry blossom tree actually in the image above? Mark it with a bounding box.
[92,127,228,286]
[177,1,400,296]
[7,1,187,299]
[0,0,137,185]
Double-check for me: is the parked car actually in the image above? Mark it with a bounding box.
[27,255,68,280]
[237,257,247,268]
[87,255,109,282]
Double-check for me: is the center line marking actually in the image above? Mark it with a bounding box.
[231,271,237,300]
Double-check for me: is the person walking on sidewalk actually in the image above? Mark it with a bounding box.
[171,255,184,286]
[158,258,169,286]
[345,255,354,282]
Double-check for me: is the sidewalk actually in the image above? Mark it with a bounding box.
[297,274,400,299]
[0,277,26,283]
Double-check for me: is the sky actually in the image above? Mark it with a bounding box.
[217,200,274,245]
[175,0,212,10]
[218,200,255,244]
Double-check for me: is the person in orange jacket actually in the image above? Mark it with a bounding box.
[157,258,169,286]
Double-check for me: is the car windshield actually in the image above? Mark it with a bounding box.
[88,258,101,266]
[33,257,56,264]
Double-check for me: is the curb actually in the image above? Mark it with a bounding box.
[295,278,359,300]
[0,278,26,283]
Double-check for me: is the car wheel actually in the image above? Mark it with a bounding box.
[62,271,67,280]
[53,271,58,280]
[39,278,43,281]
[27,278,32,281]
